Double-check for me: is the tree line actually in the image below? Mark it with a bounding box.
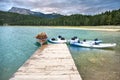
[0,9,120,26]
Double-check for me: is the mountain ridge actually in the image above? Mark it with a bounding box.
[8,7,62,18]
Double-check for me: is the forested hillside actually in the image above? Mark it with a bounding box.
[0,9,120,26]
[0,11,45,25]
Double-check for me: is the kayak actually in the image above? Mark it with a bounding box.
[70,42,116,48]
[69,38,102,44]
[48,36,67,44]
[48,39,67,44]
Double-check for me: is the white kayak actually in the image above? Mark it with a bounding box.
[48,38,67,44]
[70,42,116,48]
[69,39,102,44]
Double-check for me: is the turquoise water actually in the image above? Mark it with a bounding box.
[0,26,120,80]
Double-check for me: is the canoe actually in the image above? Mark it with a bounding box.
[35,32,48,45]
[70,42,116,48]
[36,39,47,45]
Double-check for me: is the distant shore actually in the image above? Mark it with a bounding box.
[1,25,120,32]
[49,26,120,32]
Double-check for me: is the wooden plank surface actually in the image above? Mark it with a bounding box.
[10,44,82,80]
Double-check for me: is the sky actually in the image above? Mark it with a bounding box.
[0,0,120,15]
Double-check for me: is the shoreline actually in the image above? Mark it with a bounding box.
[64,27,120,32]
[1,25,120,32]
[46,26,120,32]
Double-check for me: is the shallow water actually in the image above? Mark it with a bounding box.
[0,26,120,80]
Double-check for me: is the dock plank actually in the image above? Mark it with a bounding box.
[10,44,82,80]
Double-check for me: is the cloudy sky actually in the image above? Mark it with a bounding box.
[0,0,120,15]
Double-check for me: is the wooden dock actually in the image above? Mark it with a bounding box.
[10,44,82,80]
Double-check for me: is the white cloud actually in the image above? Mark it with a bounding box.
[0,0,120,15]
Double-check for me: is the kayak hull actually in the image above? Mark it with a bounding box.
[48,39,67,44]
[70,42,116,48]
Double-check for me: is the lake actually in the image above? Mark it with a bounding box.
[0,26,120,80]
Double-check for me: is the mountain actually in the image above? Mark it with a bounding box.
[8,7,62,18]
[8,7,34,15]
